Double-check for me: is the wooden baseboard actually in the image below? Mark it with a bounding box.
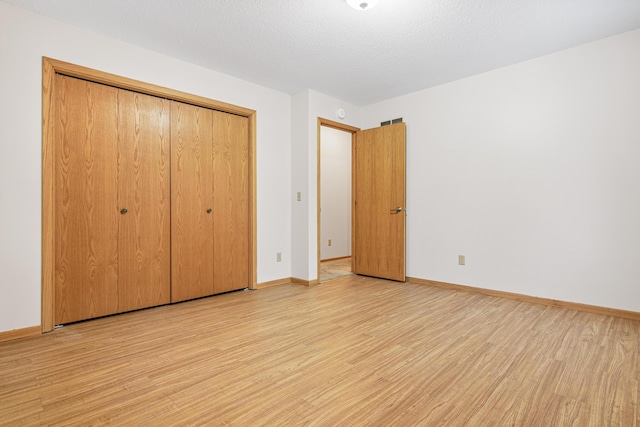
[407,277,640,321]
[0,325,41,343]
[257,277,319,287]
[291,277,319,287]
[320,256,351,262]
[255,278,293,289]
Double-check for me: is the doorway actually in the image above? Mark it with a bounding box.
[317,118,359,282]
[320,126,352,282]
[317,118,407,284]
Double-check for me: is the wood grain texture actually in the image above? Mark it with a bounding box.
[410,277,640,321]
[43,58,254,118]
[248,112,258,289]
[171,101,214,302]
[353,128,374,277]
[291,277,320,286]
[54,75,119,324]
[41,59,56,332]
[1,276,638,425]
[321,255,352,262]
[318,117,360,133]
[255,277,292,289]
[0,326,40,343]
[354,123,406,281]
[117,90,171,312]
[43,58,258,327]
[212,111,250,293]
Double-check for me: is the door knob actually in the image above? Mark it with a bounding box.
[391,207,403,213]
[207,208,212,214]
[120,208,128,214]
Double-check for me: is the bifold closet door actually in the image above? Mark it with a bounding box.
[212,111,249,293]
[54,75,119,324]
[171,102,215,302]
[117,91,171,312]
[171,104,250,301]
[54,75,171,324]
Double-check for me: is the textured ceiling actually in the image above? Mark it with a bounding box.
[5,0,640,105]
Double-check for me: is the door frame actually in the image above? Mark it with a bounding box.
[42,57,258,332]
[316,118,360,282]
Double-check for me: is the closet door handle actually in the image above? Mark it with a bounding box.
[207,208,212,214]
[120,208,128,214]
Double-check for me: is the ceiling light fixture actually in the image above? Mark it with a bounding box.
[346,0,380,11]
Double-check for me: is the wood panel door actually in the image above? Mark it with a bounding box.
[54,75,119,324]
[171,106,250,300]
[212,111,250,293]
[54,76,172,324]
[353,123,406,282]
[171,102,215,302]
[117,91,171,312]
[43,58,257,331]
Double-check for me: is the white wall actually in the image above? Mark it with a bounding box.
[0,2,292,332]
[362,29,640,312]
[291,90,362,281]
[320,127,352,260]
[291,91,310,280]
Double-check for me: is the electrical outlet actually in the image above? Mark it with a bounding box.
[458,255,465,266]
[328,239,332,246]
[276,252,282,262]
[296,192,301,202]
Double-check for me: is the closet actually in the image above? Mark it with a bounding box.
[50,68,251,326]
[171,102,249,303]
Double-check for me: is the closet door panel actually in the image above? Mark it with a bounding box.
[117,91,171,312]
[54,75,119,324]
[212,112,250,293]
[171,102,215,302]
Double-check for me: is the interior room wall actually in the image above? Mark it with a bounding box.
[291,90,362,282]
[320,126,352,260]
[0,2,292,333]
[362,29,640,312]
[291,91,311,280]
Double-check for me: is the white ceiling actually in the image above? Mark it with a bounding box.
[5,0,640,105]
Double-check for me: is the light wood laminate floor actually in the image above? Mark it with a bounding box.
[1,275,638,426]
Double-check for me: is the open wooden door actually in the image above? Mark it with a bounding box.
[353,123,406,282]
